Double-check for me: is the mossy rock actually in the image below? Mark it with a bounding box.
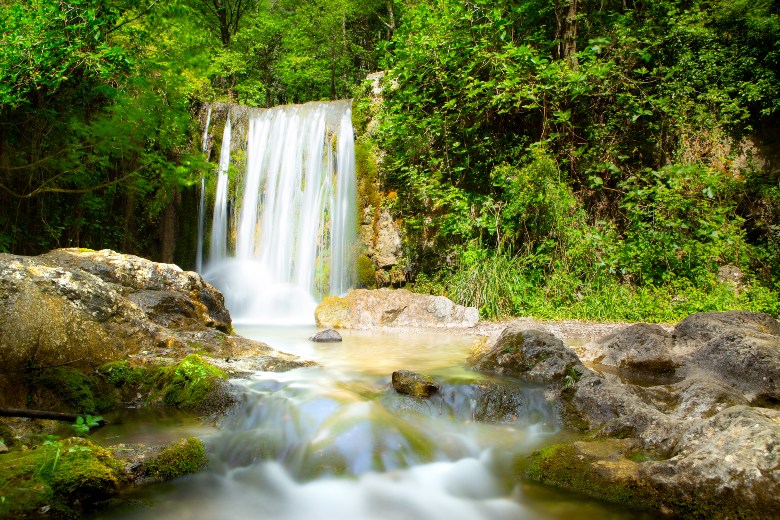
[523,440,660,513]
[0,420,17,448]
[25,367,117,415]
[0,437,125,518]
[151,355,234,413]
[144,437,207,481]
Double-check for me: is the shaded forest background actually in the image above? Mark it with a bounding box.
[1,0,779,320]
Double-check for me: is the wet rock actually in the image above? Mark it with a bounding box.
[309,329,343,342]
[470,325,580,384]
[582,323,677,374]
[315,289,479,329]
[392,370,440,397]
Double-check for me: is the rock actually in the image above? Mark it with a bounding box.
[0,249,312,412]
[524,311,780,518]
[562,370,680,452]
[527,407,780,518]
[40,248,231,332]
[360,207,403,269]
[673,310,780,353]
[392,370,440,397]
[685,330,780,404]
[525,439,660,513]
[470,325,580,384]
[0,437,125,517]
[643,406,780,518]
[143,437,208,482]
[668,377,749,420]
[582,323,677,374]
[315,289,479,329]
[0,441,8,453]
[309,329,343,342]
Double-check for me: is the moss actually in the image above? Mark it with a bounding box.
[98,360,147,388]
[0,437,125,518]
[356,254,377,288]
[152,354,230,411]
[27,367,115,414]
[144,437,207,481]
[523,442,659,512]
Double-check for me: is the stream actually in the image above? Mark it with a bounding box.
[94,327,652,520]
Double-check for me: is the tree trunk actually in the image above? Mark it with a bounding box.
[563,0,579,68]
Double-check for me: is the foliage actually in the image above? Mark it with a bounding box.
[70,415,102,437]
[384,0,780,316]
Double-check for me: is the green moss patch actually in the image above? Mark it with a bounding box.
[523,441,659,512]
[152,354,231,412]
[26,367,115,414]
[144,437,207,481]
[0,438,125,518]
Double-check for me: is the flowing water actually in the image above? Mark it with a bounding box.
[96,328,650,520]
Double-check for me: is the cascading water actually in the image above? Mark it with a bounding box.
[195,106,212,274]
[209,112,232,266]
[200,101,356,325]
[95,329,584,520]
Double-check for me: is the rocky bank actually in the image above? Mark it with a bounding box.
[469,312,780,519]
[0,248,313,518]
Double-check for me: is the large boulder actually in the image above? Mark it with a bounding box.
[643,406,780,518]
[315,288,479,329]
[470,325,580,384]
[671,311,780,404]
[581,323,677,374]
[0,249,311,410]
[526,407,780,519]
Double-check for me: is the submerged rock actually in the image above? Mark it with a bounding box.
[315,288,479,329]
[392,370,440,397]
[309,329,343,342]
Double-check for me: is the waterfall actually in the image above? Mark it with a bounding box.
[195,106,212,274]
[201,101,357,325]
[209,112,232,265]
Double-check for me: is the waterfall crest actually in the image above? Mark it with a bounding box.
[199,100,357,325]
